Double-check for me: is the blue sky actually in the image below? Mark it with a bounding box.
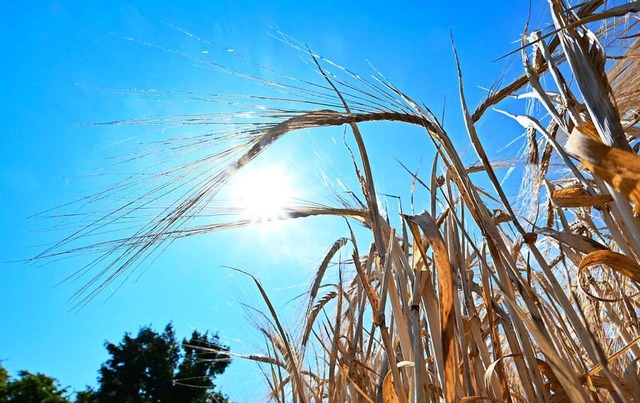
[1,1,535,400]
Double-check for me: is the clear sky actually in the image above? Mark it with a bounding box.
[1,1,537,401]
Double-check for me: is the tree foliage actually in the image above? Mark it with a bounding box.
[0,364,70,403]
[1,324,230,403]
[0,365,7,402]
[91,323,230,403]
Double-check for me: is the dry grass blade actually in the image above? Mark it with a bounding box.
[537,227,608,254]
[404,211,456,403]
[550,0,629,150]
[227,267,308,403]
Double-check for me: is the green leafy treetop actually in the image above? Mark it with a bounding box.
[91,323,230,403]
[0,365,7,401]
[0,364,70,403]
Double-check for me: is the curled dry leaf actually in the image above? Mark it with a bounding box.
[578,249,640,301]
[536,359,564,395]
[382,371,400,403]
[551,184,613,207]
[579,249,640,283]
[566,125,640,213]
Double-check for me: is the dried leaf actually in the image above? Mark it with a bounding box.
[382,371,400,403]
[579,249,640,283]
[537,227,607,254]
[404,211,456,403]
[566,127,640,212]
[551,185,613,207]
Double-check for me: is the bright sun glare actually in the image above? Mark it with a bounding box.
[230,164,295,221]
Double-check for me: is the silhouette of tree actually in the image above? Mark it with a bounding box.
[0,364,70,403]
[91,323,230,403]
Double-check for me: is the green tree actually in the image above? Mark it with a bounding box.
[0,364,70,403]
[173,331,229,402]
[73,388,97,403]
[92,323,230,403]
[0,365,8,402]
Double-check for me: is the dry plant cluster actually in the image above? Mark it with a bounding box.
[35,0,640,401]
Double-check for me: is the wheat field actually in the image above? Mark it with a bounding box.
[35,1,640,401]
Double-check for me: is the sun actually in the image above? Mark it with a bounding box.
[229,164,295,221]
